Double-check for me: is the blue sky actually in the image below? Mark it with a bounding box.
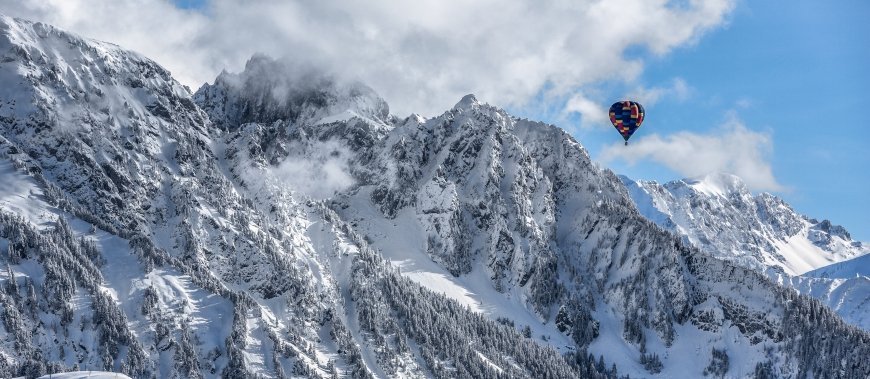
[511,0,870,240]
[173,0,208,10]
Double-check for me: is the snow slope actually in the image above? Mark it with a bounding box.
[0,158,54,229]
[340,190,576,351]
[805,251,870,279]
[793,253,870,330]
[780,274,870,331]
[0,141,234,377]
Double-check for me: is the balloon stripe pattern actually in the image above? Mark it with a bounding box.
[609,100,645,142]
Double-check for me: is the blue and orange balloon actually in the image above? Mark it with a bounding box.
[609,101,645,145]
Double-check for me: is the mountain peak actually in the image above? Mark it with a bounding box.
[679,172,748,197]
[194,55,391,130]
[453,93,480,110]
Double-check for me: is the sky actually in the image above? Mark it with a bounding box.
[0,0,866,240]
[537,0,870,241]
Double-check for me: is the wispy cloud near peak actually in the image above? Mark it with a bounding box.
[600,114,784,192]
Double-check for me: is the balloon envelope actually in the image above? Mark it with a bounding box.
[609,101,645,142]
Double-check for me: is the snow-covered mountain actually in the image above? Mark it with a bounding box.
[792,255,870,330]
[621,173,870,330]
[805,253,870,280]
[1,14,869,378]
[779,269,870,332]
[621,173,866,277]
[0,15,589,378]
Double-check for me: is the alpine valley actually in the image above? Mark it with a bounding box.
[0,15,868,379]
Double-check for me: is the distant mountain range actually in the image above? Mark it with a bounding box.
[622,173,870,330]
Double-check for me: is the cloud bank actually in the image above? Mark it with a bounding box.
[599,115,784,191]
[627,78,692,106]
[1,0,735,116]
[264,140,356,201]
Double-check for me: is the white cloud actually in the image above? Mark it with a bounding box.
[564,92,609,128]
[268,140,356,200]
[735,97,752,109]
[0,0,735,116]
[599,115,784,191]
[672,79,691,100]
[627,78,692,105]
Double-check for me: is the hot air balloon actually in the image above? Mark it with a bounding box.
[609,101,645,145]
